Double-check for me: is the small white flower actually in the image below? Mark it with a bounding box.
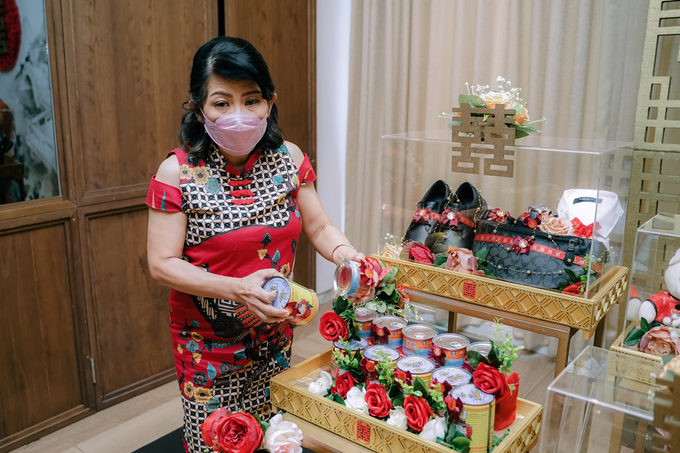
[344,387,368,414]
[670,329,679,341]
[419,416,447,442]
[663,316,672,325]
[308,370,333,396]
[264,414,304,453]
[385,407,408,430]
[673,319,680,328]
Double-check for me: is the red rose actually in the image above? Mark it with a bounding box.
[562,282,583,296]
[365,383,393,418]
[319,311,349,342]
[408,243,435,265]
[201,409,264,453]
[472,362,509,397]
[331,371,357,399]
[404,395,433,431]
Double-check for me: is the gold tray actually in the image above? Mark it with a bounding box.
[271,350,543,453]
[375,254,629,335]
[609,322,664,385]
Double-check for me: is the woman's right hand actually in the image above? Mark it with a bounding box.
[237,268,291,323]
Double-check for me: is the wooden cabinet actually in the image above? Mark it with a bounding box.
[0,1,317,451]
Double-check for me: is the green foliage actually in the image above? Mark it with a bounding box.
[331,342,365,382]
[623,328,646,347]
[458,94,486,108]
[640,317,652,333]
[490,318,524,375]
[492,429,510,448]
[325,393,346,405]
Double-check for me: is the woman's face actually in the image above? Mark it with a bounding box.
[200,74,275,123]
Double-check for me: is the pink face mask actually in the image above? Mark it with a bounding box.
[202,109,268,156]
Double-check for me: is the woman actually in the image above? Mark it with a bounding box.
[146,36,362,452]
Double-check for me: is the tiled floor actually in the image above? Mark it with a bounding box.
[11,292,562,453]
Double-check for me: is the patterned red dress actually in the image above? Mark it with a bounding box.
[146,143,315,452]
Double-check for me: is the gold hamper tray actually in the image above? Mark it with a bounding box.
[271,350,543,453]
[376,255,629,336]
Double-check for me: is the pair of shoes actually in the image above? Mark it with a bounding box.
[403,181,486,250]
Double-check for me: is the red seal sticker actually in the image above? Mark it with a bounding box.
[462,281,476,299]
[356,421,371,443]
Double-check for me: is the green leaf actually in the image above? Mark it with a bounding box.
[564,268,579,283]
[514,128,530,139]
[662,354,676,366]
[474,245,490,262]
[434,256,448,266]
[376,301,387,313]
[469,95,485,108]
[446,422,458,443]
[333,296,349,314]
[414,377,429,396]
[327,393,346,405]
[452,437,471,449]
[640,317,652,333]
[382,283,396,296]
[557,282,568,291]
[515,124,539,134]
[383,267,398,283]
[448,120,462,128]
[458,94,471,106]
[466,350,483,370]
[623,328,646,347]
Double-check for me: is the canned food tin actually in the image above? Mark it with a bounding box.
[374,316,408,347]
[432,333,470,367]
[331,338,368,378]
[451,384,495,452]
[402,324,438,356]
[262,277,319,326]
[468,341,492,357]
[431,367,472,388]
[396,356,436,387]
[363,345,400,382]
[333,260,373,299]
[354,307,378,338]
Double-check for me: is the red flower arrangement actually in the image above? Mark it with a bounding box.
[365,383,394,418]
[319,311,349,342]
[331,372,358,399]
[404,395,433,431]
[472,362,510,398]
[201,409,263,453]
[408,243,436,265]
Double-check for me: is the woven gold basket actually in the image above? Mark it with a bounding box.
[271,350,543,453]
[375,254,629,337]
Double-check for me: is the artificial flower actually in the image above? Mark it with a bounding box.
[308,370,333,396]
[513,107,530,126]
[331,372,357,399]
[397,285,409,305]
[487,208,509,223]
[473,363,510,398]
[370,324,390,345]
[360,357,377,376]
[639,326,680,356]
[444,394,464,423]
[382,243,402,259]
[562,282,584,296]
[413,208,435,223]
[318,311,349,342]
[440,208,460,227]
[445,246,485,276]
[263,413,304,453]
[660,355,680,380]
[404,395,433,432]
[385,407,408,430]
[539,217,574,236]
[571,218,600,239]
[395,369,413,386]
[365,383,393,418]
[429,343,447,366]
[359,257,393,288]
[345,387,369,414]
[482,91,510,109]
[511,236,533,255]
[522,215,541,229]
[408,243,436,265]
[201,409,263,453]
[419,416,447,442]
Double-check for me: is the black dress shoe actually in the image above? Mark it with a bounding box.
[403,180,451,244]
[440,182,486,249]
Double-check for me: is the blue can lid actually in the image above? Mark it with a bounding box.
[262,277,290,310]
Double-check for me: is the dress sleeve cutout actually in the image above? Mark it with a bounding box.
[298,153,317,185]
[146,175,182,212]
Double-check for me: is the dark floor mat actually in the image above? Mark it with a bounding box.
[131,428,184,453]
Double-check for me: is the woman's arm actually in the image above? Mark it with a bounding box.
[146,155,289,323]
[286,142,364,264]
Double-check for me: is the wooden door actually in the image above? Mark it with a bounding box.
[224,0,317,290]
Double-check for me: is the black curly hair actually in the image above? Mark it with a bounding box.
[178,36,283,160]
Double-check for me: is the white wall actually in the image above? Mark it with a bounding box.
[315,1,352,293]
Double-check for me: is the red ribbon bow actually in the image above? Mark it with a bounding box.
[413,208,441,223]
[571,218,600,239]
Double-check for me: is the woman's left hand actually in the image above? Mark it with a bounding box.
[334,246,365,264]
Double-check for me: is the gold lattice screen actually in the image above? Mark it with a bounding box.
[622,0,680,332]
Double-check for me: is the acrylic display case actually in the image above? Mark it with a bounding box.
[612,212,680,366]
[375,130,633,334]
[540,346,663,453]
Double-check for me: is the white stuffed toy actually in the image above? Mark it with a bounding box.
[638,248,680,327]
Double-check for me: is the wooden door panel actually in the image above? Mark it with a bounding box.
[224,0,317,289]
[83,205,173,404]
[0,223,83,438]
[63,0,217,204]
